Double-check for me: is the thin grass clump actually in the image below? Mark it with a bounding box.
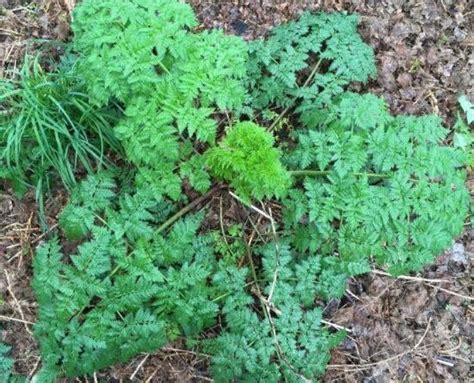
[0,55,122,198]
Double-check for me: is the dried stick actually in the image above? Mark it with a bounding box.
[425,283,473,301]
[4,270,32,335]
[371,269,450,283]
[130,354,149,380]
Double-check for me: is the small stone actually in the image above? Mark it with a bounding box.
[230,19,248,35]
[397,72,413,87]
[448,243,468,267]
[453,26,466,41]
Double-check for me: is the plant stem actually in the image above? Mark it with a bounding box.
[157,61,171,75]
[289,170,391,179]
[156,184,225,234]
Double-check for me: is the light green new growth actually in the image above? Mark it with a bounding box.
[206,122,291,202]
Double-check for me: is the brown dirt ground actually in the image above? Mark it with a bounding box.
[1,0,473,382]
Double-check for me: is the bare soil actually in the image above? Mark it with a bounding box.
[1,1,472,382]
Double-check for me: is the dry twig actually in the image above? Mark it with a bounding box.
[228,191,273,222]
[424,283,473,301]
[130,354,149,380]
[371,269,450,283]
[4,270,32,335]
[0,314,34,325]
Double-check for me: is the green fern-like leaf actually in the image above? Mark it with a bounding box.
[59,171,116,239]
[72,0,197,105]
[0,343,23,383]
[33,174,220,379]
[286,93,469,275]
[207,243,345,382]
[247,12,376,111]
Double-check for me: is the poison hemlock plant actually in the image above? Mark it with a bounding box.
[0,55,121,196]
[30,2,471,382]
[73,0,248,200]
[206,122,291,202]
[285,92,470,275]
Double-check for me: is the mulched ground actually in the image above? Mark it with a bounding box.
[0,0,472,382]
